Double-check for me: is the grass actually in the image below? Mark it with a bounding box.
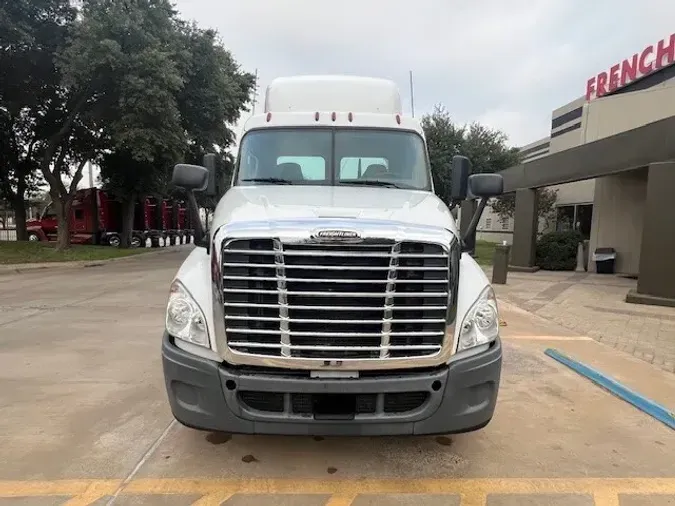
[473,240,498,266]
[0,241,152,265]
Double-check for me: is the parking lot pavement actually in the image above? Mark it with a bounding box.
[0,250,674,506]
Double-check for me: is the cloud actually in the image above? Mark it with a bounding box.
[174,0,675,148]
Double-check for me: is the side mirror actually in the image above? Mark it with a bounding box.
[450,155,471,201]
[460,174,504,248]
[172,164,208,191]
[172,163,209,251]
[203,153,218,197]
[468,173,504,198]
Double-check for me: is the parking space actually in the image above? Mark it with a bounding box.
[1,250,674,505]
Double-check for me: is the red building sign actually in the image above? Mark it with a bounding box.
[586,33,675,101]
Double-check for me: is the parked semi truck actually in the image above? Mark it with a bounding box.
[27,188,192,247]
[162,75,504,436]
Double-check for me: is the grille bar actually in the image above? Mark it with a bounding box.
[224,248,447,258]
[223,262,447,271]
[222,238,451,361]
[226,315,446,324]
[228,342,442,351]
[224,288,448,297]
[226,328,444,337]
[224,303,448,311]
[224,276,448,284]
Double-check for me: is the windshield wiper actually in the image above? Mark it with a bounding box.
[241,177,293,184]
[341,180,404,189]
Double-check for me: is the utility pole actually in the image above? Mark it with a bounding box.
[251,68,259,115]
[409,70,415,118]
[88,161,94,188]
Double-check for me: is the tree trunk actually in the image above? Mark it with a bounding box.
[120,196,136,248]
[12,194,28,241]
[53,197,72,251]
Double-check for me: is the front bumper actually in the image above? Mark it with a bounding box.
[161,333,502,436]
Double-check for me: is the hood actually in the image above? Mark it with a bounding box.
[211,185,457,234]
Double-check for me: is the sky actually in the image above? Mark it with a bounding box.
[172,0,675,148]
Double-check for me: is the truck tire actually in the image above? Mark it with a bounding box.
[131,235,143,248]
[107,234,121,247]
[169,235,177,246]
[151,237,160,248]
[28,232,41,242]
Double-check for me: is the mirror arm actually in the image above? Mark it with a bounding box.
[186,191,209,253]
[461,197,488,245]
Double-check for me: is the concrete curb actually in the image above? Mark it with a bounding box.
[0,244,195,275]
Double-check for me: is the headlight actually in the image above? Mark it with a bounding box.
[457,286,499,351]
[166,280,209,347]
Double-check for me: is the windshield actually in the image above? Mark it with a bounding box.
[235,128,432,190]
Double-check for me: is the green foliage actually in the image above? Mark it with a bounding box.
[535,230,583,271]
[176,23,255,155]
[421,104,521,205]
[60,0,187,163]
[0,0,254,248]
[0,0,76,239]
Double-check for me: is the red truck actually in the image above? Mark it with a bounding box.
[26,188,191,247]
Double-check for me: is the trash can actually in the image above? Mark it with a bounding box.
[593,247,616,274]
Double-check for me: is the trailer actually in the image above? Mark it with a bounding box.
[26,188,183,248]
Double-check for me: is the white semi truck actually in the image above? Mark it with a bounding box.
[162,75,505,436]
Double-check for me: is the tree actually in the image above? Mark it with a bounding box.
[97,20,254,247]
[34,0,191,250]
[176,23,255,161]
[421,104,521,205]
[174,24,255,214]
[420,105,466,206]
[0,0,76,240]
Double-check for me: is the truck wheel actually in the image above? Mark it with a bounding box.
[169,235,177,246]
[151,237,160,248]
[107,234,121,247]
[28,232,41,242]
[130,235,143,248]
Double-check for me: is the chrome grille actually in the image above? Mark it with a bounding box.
[221,238,451,361]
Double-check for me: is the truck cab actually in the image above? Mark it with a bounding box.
[162,75,504,436]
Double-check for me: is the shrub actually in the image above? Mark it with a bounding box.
[535,230,583,271]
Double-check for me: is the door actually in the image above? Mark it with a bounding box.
[41,204,59,241]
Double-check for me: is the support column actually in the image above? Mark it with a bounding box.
[509,188,539,272]
[626,162,675,307]
[459,199,477,256]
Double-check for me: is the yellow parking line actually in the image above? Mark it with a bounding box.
[324,494,358,506]
[190,493,235,505]
[1,477,674,506]
[61,481,119,506]
[0,479,119,496]
[594,491,621,506]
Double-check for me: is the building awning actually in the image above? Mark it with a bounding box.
[500,115,675,192]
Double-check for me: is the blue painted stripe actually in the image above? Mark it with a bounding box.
[544,348,675,431]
